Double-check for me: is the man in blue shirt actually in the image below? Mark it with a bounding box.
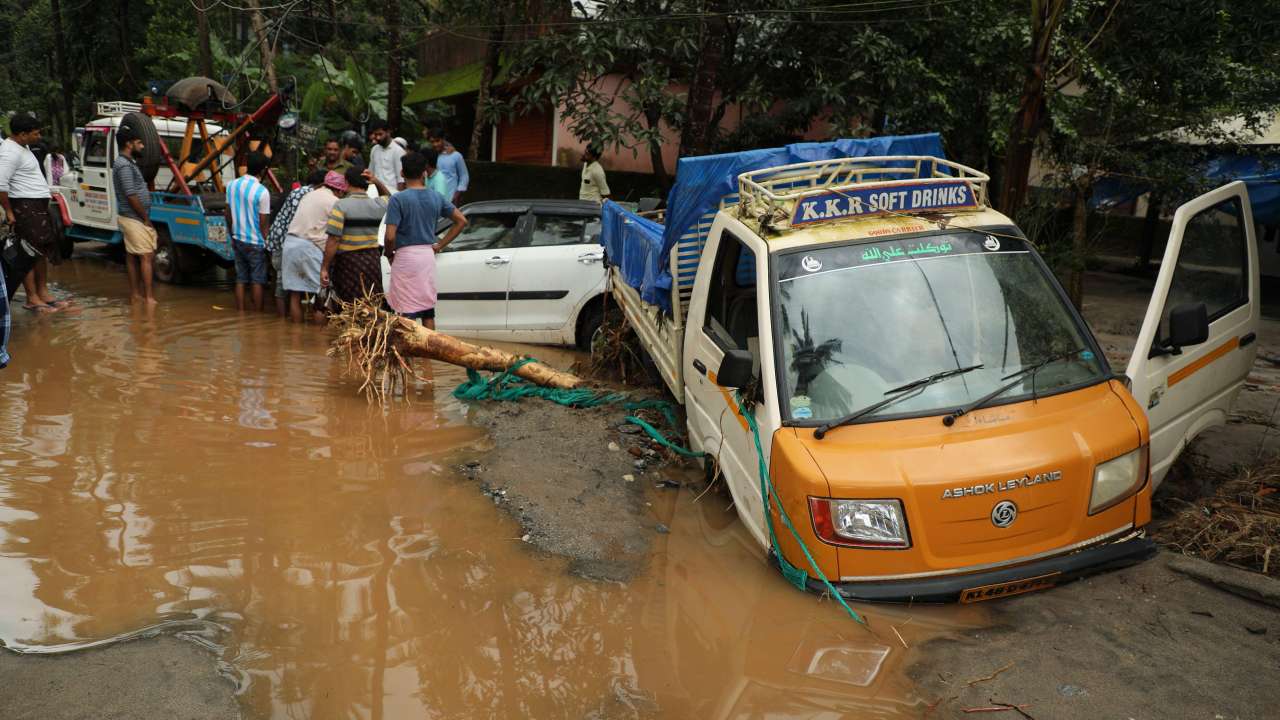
[384,152,467,328]
[426,127,469,205]
[225,153,272,311]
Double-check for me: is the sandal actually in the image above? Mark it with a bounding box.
[23,303,58,314]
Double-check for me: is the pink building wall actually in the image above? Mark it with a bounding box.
[547,74,835,175]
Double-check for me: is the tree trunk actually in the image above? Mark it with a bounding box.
[679,0,728,158]
[50,0,74,141]
[469,23,505,162]
[196,0,214,79]
[1138,192,1162,274]
[1067,178,1092,309]
[643,104,670,194]
[117,0,136,92]
[394,320,582,388]
[247,0,279,94]
[996,0,1067,217]
[332,301,586,397]
[386,0,403,133]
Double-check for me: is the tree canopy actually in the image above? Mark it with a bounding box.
[0,0,1274,226]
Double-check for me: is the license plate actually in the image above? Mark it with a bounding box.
[207,224,227,244]
[959,572,1060,603]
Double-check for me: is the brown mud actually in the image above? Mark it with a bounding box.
[460,401,664,583]
[0,635,240,720]
[909,552,1280,719]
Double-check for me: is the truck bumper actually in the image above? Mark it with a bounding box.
[797,532,1156,604]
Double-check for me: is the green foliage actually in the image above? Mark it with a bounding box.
[0,0,1275,208]
[0,0,428,148]
[300,54,416,134]
[137,0,200,83]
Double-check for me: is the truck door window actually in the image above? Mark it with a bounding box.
[83,132,109,167]
[441,212,523,252]
[703,233,758,354]
[1160,196,1247,336]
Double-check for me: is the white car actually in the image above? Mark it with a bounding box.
[379,199,609,348]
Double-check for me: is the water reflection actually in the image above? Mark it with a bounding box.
[0,259,979,718]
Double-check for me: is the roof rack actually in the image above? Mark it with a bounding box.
[94,101,143,117]
[737,155,991,232]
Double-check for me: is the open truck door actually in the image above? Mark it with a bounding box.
[1125,181,1261,487]
[684,219,774,549]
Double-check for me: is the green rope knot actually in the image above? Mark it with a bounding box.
[452,360,704,456]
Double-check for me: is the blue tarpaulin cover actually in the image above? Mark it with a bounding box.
[600,199,667,303]
[602,133,947,312]
[1092,154,1280,226]
[1204,154,1280,226]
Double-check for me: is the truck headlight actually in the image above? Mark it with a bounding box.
[1089,448,1146,514]
[809,498,910,548]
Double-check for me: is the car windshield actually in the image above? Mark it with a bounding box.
[775,231,1108,424]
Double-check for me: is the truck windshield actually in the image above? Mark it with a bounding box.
[774,231,1107,424]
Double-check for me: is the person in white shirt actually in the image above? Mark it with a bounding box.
[579,144,611,204]
[0,113,66,312]
[368,119,405,193]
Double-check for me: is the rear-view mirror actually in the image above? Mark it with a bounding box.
[716,348,754,388]
[1168,302,1210,348]
[1151,302,1209,357]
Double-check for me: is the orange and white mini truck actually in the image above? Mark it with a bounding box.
[603,146,1260,603]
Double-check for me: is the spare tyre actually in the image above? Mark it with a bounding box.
[165,76,237,113]
[119,112,164,184]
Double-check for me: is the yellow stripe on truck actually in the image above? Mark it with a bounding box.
[1168,336,1240,387]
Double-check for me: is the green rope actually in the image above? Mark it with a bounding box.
[620,416,705,457]
[452,358,628,408]
[451,359,703,457]
[737,392,868,626]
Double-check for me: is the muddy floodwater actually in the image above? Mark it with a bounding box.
[0,258,982,718]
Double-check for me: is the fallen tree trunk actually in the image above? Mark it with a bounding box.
[330,295,584,398]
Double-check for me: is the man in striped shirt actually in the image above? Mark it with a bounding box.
[224,153,272,311]
[320,167,388,304]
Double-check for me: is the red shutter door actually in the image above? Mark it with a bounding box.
[496,108,552,165]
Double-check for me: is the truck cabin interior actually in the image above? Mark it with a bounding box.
[704,232,762,378]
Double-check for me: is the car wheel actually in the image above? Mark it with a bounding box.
[577,300,606,352]
[153,226,182,284]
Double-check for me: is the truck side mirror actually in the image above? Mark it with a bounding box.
[716,348,754,388]
[1150,302,1209,358]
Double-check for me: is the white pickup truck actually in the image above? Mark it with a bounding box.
[605,140,1259,603]
[51,101,237,282]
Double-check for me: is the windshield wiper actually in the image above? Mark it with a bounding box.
[813,364,983,439]
[941,348,1085,427]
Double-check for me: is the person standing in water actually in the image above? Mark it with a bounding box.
[112,126,158,304]
[384,151,468,328]
[320,167,388,305]
[0,113,67,312]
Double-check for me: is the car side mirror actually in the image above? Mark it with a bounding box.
[716,348,754,388]
[1151,302,1209,358]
